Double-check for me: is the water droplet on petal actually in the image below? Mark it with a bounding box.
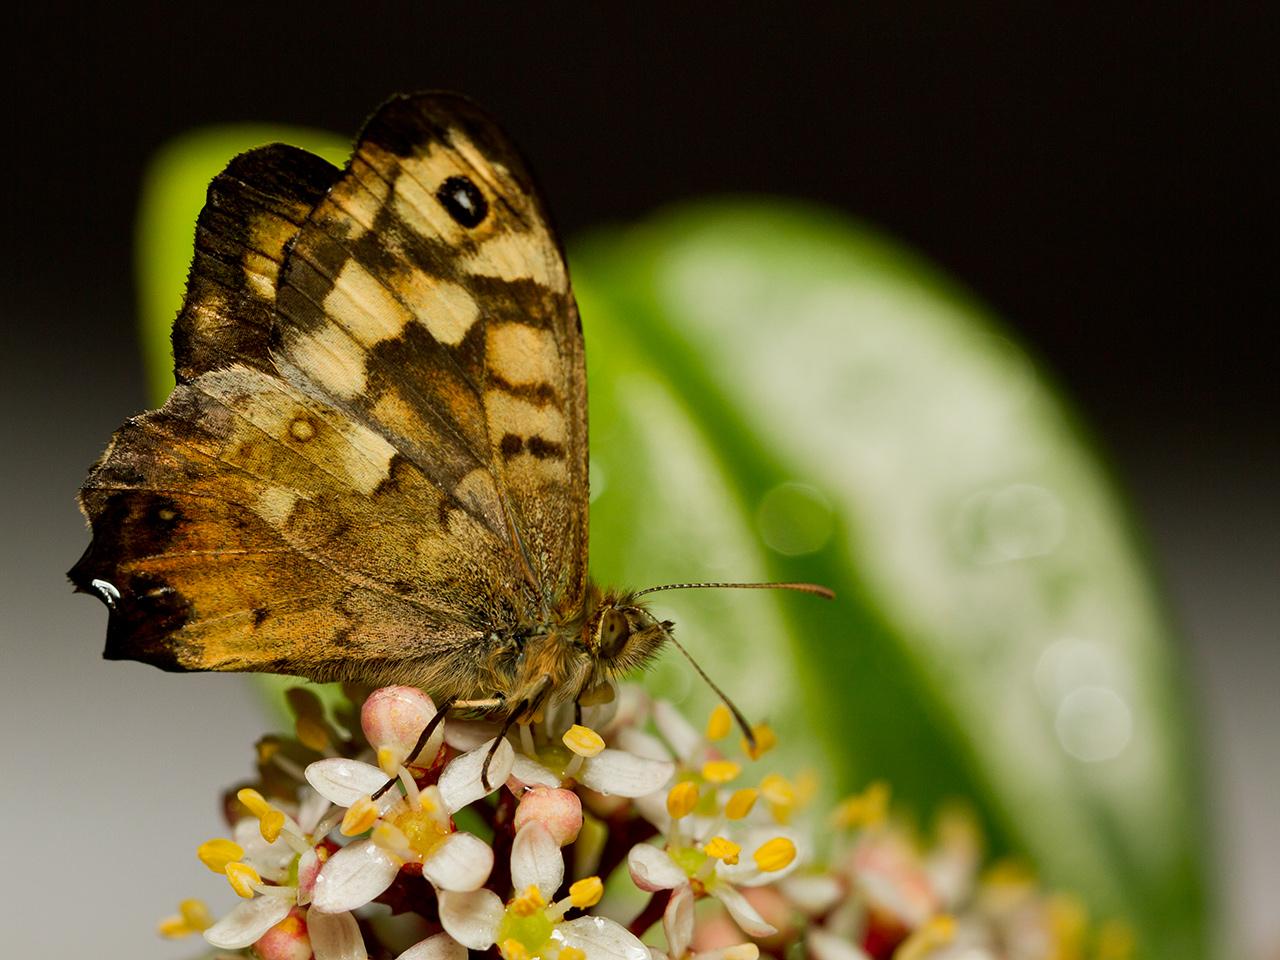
[757,482,834,556]
[953,482,1066,564]
[1055,685,1132,762]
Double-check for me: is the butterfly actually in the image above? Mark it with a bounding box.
[70,92,830,752]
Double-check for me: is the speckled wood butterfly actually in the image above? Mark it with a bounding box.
[70,92,830,750]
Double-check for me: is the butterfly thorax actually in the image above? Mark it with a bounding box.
[463,583,670,711]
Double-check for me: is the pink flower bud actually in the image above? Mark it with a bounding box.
[252,906,312,960]
[361,686,441,768]
[514,787,583,846]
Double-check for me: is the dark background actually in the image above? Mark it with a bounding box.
[4,6,1275,957]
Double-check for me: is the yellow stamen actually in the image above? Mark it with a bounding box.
[1096,919,1137,960]
[179,899,212,931]
[569,876,604,908]
[562,724,606,758]
[701,759,741,784]
[296,714,331,752]
[706,703,733,740]
[559,948,587,960]
[341,795,380,836]
[578,683,615,706]
[377,745,401,776]
[723,947,760,960]
[197,838,244,873]
[502,939,532,960]
[236,787,272,819]
[725,787,759,820]
[157,915,192,938]
[372,821,412,857]
[259,807,285,843]
[752,836,796,872]
[794,769,819,807]
[895,915,955,960]
[703,836,742,865]
[758,773,795,806]
[742,723,778,760]
[418,786,441,815]
[983,857,1037,889]
[225,861,262,899]
[666,781,699,819]
[510,884,547,917]
[1047,893,1088,957]
[831,780,890,829]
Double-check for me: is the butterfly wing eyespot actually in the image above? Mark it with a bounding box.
[436,175,489,227]
[71,92,591,702]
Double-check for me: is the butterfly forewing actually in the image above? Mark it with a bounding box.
[71,93,590,692]
[272,93,588,613]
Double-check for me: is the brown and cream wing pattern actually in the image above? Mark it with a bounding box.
[271,92,588,615]
[71,92,588,685]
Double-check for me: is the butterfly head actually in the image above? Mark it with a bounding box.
[586,598,670,675]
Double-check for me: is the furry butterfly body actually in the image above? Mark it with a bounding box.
[70,93,669,714]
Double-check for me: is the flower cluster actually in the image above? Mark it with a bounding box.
[161,684,1133,960]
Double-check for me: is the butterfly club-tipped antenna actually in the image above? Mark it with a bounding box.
[635,579,835,750]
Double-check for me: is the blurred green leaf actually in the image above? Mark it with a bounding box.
[138,130,1208,959]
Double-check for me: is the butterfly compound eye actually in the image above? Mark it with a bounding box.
[436,175,488,227]
[598,608,631,659]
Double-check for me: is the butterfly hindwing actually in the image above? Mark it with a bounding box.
[172,145,339,381]
[72,93,590,690]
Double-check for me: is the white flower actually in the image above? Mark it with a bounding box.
[508,717,675,800]
[201,787,368,960]
[439,821,649,960]
[653,883,763,960]
[304,737,512,912]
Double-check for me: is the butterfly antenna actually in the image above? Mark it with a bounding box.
[664,628,758,751]
[633,580,835,600]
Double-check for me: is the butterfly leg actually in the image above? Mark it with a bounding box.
[481,706,526,792]
[371,695,457,801]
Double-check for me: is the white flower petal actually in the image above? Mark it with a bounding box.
[664,883,695,958]
[438,888,503,950]
[627,844,687,892]
[578,749,674,798]
[297,787,333,835]
[711,883,777,938]
[438,738,514,812]
[580,695,619,731]
[297,847,322,905]
[653,700,702,762]
[202,895,293,949]
[309,908,366,960]
[233,817,294,879]
[511,821,564,897]
[397,932,468,960]
[443,718,502,751]
[556,915,651,960]
[421,831,494,891]
[807,929,872,960]
[305,757,389,807]
[510,752,562,788]
[615,727,673,761]
[310,839,401,913]
[779,874,844,914]
[631,790,672,834]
